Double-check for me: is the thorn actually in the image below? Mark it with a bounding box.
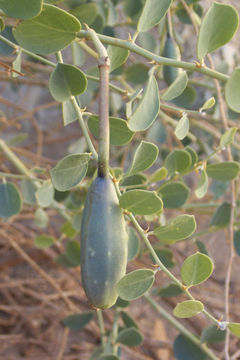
[181,284,188,291]
[194,59,204,68]
[127,33,132,42]
[143,226,150,234]
[148,60,158,65]
[80,106,87,113]
[84,23,90,30]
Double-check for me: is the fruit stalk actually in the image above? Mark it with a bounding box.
[88,28,110,177]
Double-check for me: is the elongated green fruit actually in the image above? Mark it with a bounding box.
[162,34,181,85]
[80,176,128,309]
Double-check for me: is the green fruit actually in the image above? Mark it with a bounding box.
[162,34,181,85]
[80,176,128,309]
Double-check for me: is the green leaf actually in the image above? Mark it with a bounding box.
[63,312,93,330]
[162,34,180,85]
[99,356,120,360]
[116,327,143,346]
[199,97,215,112]
[128,75,160,131]
[61,221,78,239]
[117,269,155,300]
[157,284,183,297]
[152,248,176,268]
[119,190,163,215]
[13,4,81,54]
[34,208,48,229]
[69,3,97,25]
[115,297,129,308]
[127,226,140,261]
[206,162,239,181]
[20,179,36,205]
[195,169,208,199]
[197,2,239,60]
[137,32,156,53]
[50,153,91,191]
[34,235,55,249]
[154,215,196,244]
[220,127,237,147]
[120,174,147,188]
[0,26,17,56]
[174,114,189,140]
[173,300,204,318]
[88,116,134,146]
[210,202,231,227]
[185,146,198,167]
[228,323,240,338]
[62,99,78,126]
[196,240,208,256]
[12,50,22,78]
[66,240,80,266]
[148,167,168,183]
[162,72,188,101]
[35,181,54,208]
[200,325,226,344]
[107,45,129,72]
[49,63,87,102]
[158,181,190,208]
[174,334,207,360]
[171,85,197,108]
[127,141,158,176]
[55,253,75,268]
[125,63,149,85]
[225,69,240,113]
[234,230,240,256]
[121,311,138,329]
[181,252,213,286]
[137,0,172,32]
[0,182,22,218]
[164,150,191,176]
[0,0,43,19]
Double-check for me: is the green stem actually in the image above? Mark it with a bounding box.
[144,295,219,360]
[88,28,110,178]
[0,139,30,177]
[0,172,43,181]
[78,31,228,82]
[96,310,106,348]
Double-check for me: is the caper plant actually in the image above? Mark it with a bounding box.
[0,0,240,359]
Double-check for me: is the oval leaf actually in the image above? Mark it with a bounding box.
[66,240,80,267]
[0,182,22,218]
[148,167,168,183]
[201,325,226,344]
[174,114,189,140]
[220,127,237,147]
[164,149,192,176]
[49,63,87,102]
[119,190,163,215]
[228,323,240,338]
[35,181,54,208]
[116,269,155,300]
[128,75,160,131]
[137,0,172,32]
[34,234,55,249]
[199,97,215,112]
[174,334,207,360]
[173,300,204,318]
[154,215,196,244]
[206,162,240,181]
[116,327,143,346]
[197,2,239,60]
[88,116,134,146]
[181,252,213,286]
[107,45,129,72]
[63,312,93,330]
[13,4,81,54]
[62,99,78,126]
[127,141,159,176]
[162,72,188,101]
[195,169,208,199]
[158,181,190,208]
[127,226,140,261]
[210,202,231,227]
[50,153,91,191]
[0,0,43,19]
[225,68,240,113]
